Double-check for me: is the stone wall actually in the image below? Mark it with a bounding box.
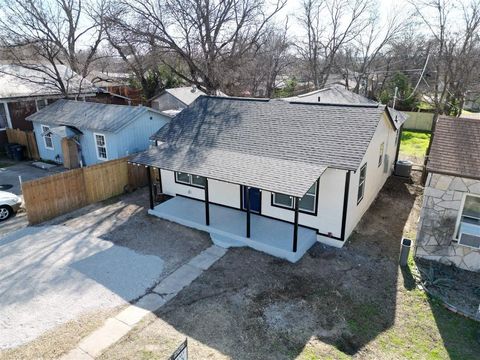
[416,173,480,272]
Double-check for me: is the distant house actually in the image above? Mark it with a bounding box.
[150,86,206,113]
[27,100,171,168]
[416,116,480,272]
[131,96,405,262]
[0,64,97,146]
[284,84,376,104]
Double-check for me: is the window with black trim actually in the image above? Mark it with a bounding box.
[175,172,206,188]
[357,163,367,204]
[378,142,384,167]
[272,182,317,213]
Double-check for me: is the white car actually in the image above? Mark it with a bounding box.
[0,191,22,221]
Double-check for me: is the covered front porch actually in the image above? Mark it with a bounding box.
[148,196,318,263]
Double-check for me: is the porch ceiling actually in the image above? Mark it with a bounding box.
[131,144,327,198]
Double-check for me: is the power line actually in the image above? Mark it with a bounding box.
[395,53,430,102]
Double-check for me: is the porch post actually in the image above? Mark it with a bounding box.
[246,187,251,238]
[157,168,163,193]
[205,179,210,226]
[146,166,154,210]
[293,197,299,252]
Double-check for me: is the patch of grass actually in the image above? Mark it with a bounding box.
[400,131,431,158]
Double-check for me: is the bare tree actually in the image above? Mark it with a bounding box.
[108,0,286,94]
[298,0,373,90]
[0,0,107,96]
[343,11,406,95]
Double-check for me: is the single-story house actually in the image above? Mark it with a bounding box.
[416,116,480,272]
[27,100,171,168]
[0,64,98,146]
[130,96,405,262]
[283,84,376,105]
[150,86,206,112]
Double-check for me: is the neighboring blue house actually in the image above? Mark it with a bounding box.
[27,100,171,167]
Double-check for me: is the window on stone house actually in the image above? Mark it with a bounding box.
[454,193,480,249]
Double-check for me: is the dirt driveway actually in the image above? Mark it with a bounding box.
[99,175,480,360]
[0,189,211,359]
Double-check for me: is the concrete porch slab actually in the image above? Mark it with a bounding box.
[149,196,317,262]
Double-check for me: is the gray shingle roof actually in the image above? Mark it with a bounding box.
[27,99,156,133]
[134,145,327,197]
[427,116,480,180]
[131,96,389,196]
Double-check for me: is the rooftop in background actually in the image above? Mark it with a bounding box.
[0,64,97,100]
[26,99,165,133]
[132,96,392,197]
[88,70,131,88]
[283,84,377,105]
[427,116,480,180]
[162,86,206,106]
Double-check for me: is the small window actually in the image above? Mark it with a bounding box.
[0,103,9,130]
[378,142,385,167]
[273,193,294,208]
[455,194,480,248]
[174,171,206,188]
[299,182,317,213]
[36,99,48,112]
[272,181,317,213]
[357,163,367,204]
[41,125,54,150]
[94,133,108,160]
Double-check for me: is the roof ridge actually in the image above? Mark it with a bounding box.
[439,115,480,123]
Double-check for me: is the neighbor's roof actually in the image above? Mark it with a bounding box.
[427,116,480,180]
[0,64,97,100]
[27,99,162,133]
[154,86,206,106]
[283,84,377,105]
[131,96,388,197]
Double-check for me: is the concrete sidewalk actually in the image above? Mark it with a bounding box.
[63,245,227,359]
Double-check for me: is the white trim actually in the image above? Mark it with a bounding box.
[0,102,12,130]
[35,99,48,112]
[93,132,108,161]
[41,124,54,150]
[453,192,480,241]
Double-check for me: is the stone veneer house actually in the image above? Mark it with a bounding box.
[416,116,480,272]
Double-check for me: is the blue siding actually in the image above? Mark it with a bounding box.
[32,122,64,163]
[114,112,169,157]
[32,111,169,166]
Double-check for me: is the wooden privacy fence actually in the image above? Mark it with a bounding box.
[22,156,149,224]
[6,128,40,160]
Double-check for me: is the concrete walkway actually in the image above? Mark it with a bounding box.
[62,245,227,359]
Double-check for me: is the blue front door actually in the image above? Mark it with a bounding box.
[242,187,261,213]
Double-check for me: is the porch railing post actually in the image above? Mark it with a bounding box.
[157,167,163,194]
[205,178,210,226]
[246,187,251,238]
[293,197,299,252]
[147,166,154,210]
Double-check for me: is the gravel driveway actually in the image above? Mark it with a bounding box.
[0,225,165,349]
[0,189,211,358]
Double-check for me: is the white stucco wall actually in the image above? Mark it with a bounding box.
[160,169,241,209]
[344,113,397,240]
[157,113,398,248]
